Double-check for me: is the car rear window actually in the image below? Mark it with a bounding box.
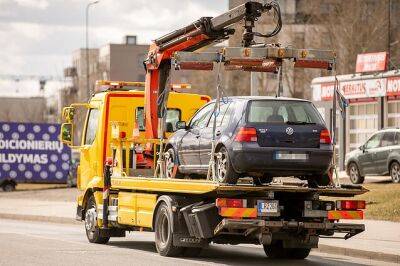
[247,100,324,124]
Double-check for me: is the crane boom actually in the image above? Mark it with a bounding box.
[144,0,282,139]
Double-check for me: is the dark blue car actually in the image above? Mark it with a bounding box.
[164,97,333,185]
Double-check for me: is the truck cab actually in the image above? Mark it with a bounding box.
[61,81,210,201]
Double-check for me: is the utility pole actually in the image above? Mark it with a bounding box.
[85,0,99,100]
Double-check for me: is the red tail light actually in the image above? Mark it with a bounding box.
[216,198,246,208]
[320,129,331,144]
[336,200,366,210]
[235,127,257,142]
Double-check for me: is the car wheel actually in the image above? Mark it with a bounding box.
[348,163,365,184]
[216,146,238,184]
[390,161,400,183]
[2,183,15,192]
[165,148,183,179]
[85,195,110,244]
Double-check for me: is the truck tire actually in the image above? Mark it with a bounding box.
[154,202,183,257]
[348,162,364,184]
[263,241,311,260]
[216,146,238,184]
[85,195,110,244]
[182,247,203,257]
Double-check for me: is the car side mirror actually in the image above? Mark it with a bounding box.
[176,121,187,130]
[359,145,364,151]
[60,123,73,146]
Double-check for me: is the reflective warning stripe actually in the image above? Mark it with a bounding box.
[219,207,257,218]
[328,210,364,220]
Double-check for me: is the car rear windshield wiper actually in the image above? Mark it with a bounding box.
[286,121,316,125]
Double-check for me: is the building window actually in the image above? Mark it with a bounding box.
[349,102,378,150]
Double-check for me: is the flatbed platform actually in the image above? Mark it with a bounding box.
[111,176,367,197]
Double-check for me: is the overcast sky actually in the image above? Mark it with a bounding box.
[0,0,228,78]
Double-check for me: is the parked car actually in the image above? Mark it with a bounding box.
[345,128,400,184]
[164,96,333,186]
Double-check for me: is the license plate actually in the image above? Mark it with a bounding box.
[275,151,308,160]
[257,200,279,215]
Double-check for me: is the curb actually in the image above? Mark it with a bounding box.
[0,213,80,225]
[317,244,400,264]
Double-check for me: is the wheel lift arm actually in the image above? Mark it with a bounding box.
[144,0,282,139]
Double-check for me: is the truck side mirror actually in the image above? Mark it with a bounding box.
[176,121,187,130]
[62,107,75,122]
[60,123,73,146]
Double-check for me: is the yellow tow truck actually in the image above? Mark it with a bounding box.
[60,1,368,259]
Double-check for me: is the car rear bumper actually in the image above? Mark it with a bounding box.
[229,143,333,176]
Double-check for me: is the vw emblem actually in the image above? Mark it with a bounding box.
[286,127,294,135]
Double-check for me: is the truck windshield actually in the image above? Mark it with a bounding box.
[247,100,324,125]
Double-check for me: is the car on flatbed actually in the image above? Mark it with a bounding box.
[345,128,400,184]
[165,96,333,185]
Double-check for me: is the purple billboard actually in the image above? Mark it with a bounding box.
[0,122,71,183]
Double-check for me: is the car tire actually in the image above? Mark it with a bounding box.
[2,183,16,192]
[348,162,365,184]
[154,202,183,257]
[216,146,239,184]
[390,161,400,183]
[85,195,110,244]
[165,148,183,179]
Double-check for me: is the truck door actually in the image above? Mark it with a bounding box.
[79,108,101,189]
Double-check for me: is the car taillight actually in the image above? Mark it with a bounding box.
[235,127,257,142]
[216,198,246,208]
[336,200,366,210]
[320,129,331,144]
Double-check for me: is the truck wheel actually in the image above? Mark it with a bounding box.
[85,195,110,244]
[165,148,183,179]
[263,242,311,259]
[390,161,400,183]
[287,248,311,259]
[348,163,364,184]
[216,146,238,184]
[155,202,183,257]
[263,242,287,259]
[2,183,16,192]
[182,247,203,257]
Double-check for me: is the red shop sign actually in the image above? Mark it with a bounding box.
[356,52,388,73]
[387,76,400,97]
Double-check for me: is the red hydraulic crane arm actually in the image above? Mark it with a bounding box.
[144,1,282,139]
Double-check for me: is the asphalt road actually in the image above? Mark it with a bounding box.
[0,219,393,266]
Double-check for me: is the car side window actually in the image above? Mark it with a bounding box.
[207,102,230,128]
[190,103,215,129]
[395,133,400,145]
[84,109,100,145]
[365,133,383,149]
[381,132,395,147]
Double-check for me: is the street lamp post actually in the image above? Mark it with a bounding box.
[85,0,99,100]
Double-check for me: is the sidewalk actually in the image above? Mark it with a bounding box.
[0,189,399,263]
[319,220,400,263]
